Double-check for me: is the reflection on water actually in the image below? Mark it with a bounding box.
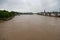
[0,15,60,40]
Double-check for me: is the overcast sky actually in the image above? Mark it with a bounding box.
[0,0,60,12]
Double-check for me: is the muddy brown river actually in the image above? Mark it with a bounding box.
[0,15,60,40]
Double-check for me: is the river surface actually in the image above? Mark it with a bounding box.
[0,15,60,40]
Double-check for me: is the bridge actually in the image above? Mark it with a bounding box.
[37,12,60,17]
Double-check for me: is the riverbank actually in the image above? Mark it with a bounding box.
[0,10,16,21]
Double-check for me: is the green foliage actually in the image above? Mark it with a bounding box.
[0,10,15,20]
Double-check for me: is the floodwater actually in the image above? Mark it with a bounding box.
[0,15,60,40]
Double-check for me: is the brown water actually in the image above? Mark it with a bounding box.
[0,15,60,40]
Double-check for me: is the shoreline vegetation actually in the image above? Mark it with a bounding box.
[0,10,16,21]
[0,10,33,21]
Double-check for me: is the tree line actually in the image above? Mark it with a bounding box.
[0,10,16,20]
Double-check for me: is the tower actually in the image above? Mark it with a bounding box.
[44,10,45,13]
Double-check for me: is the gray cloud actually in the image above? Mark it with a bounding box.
[0,0,60,12]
